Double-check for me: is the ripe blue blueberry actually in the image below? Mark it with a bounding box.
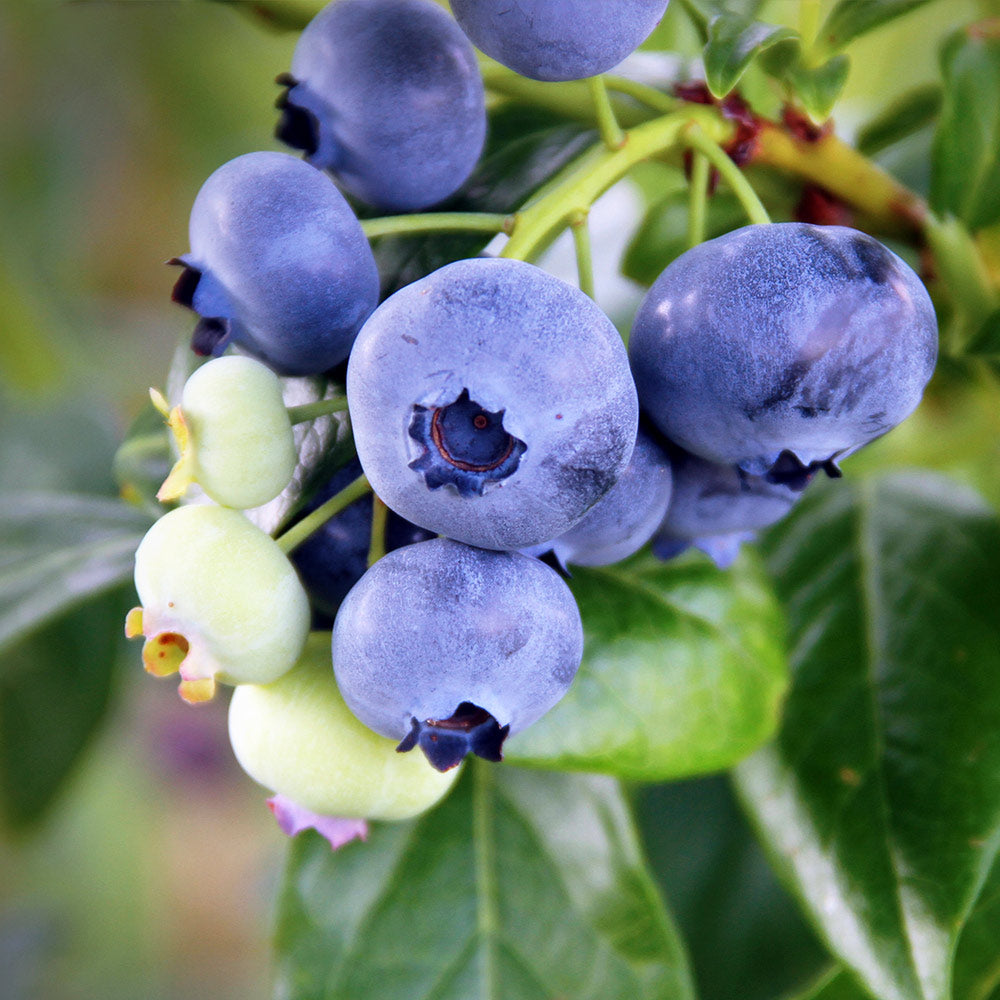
[276,0,486,212]
[525,425,673,568]
[347,257,639,551]
[652,447,803,568]
[629,223,938,481]
[290,458,434,624]
[173,151,379,375]
[332,537,584,771]
[450,0,670,81]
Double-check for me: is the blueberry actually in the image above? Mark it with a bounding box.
[172,151,379,376]
[628,223,938,478]
[289,458,434,624]
[450,0,670,81]
[525,424,673,568]
[331,537,584,771]
[347,257,639,551]
[277,0,486,212]
[652,447,803,568]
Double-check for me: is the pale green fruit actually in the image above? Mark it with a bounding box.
[129,504,310,701]
[229,634,460,821]
[159,355,297,509]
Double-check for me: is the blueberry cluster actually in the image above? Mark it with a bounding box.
[126,0,937,830]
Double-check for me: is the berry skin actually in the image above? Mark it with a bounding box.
[347,257,639,551]
[290,458,434,624]
[172,151,379,376]
[331,537,584,771]
[628,223,938,480]
[277,0,486,212]
[652,448,803,568]
[450,0,670,82]
[155,356,297,510]
[127,504,310,702]
[525,424,673,568]
[228,634,459,822]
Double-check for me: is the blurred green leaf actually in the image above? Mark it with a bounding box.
[371,105,594,297]
[623,189,746,285]
[952,854,1000,1000]
[856,83,943,155]
[931,24,1000,231]
[0,493,150,657]
[817,0,935,53]
[637,776,827,1000]
[735,473,1000,1000]
[966,310,1000,356]
[704,14,797,97]
[786,969,872,1000]
[785,53,851,123]
[274,765,695,1000]
[506,550,787,780]
[0,585,131,829]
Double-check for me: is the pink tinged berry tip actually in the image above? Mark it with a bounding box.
[266,796,368,851]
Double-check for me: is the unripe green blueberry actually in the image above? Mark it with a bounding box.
[127,504,310,702]
[156,356,297,509]
[228,634,459,821]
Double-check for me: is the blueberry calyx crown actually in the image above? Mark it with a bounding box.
[274,73,320,158]
[168,259,233,357]
[396,702,510,772]
[763,450,842,491]
[408,388,527,497]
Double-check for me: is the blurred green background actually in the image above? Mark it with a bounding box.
[1,2,997,999]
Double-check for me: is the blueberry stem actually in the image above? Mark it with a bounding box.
[570,212,596,299]
[684,125,771,226]
[472,760,501,997]
[589,75,626,149]
[361,212,513,240]
[275,473,371,555]
[286,397,349,424]
[687,150,710,249]
[367,495,388,568]
[603,74,680,115]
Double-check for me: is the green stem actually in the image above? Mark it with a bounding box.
[687,151,710,249]
[287,397,349,424]
[367,495,388,568]
[570,213,596,298]
[361,212,512,241]
[473,761,500,1000]
[501,105,728,262]
[589,76,626,149]
[685,126,771,226]
[603,74,680,114]
[275,473,371,555]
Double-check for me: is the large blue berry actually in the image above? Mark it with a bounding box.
[629,223,938,480]
[450,0,670,81]
[332,537,584,771]
[525,424,673,568]
[277,0,486,212]
[652,447,803,568]
[172,151,379,376]
[347,257,639,550]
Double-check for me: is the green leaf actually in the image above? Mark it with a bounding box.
[505,550,787,781]
[273,765,695,1000]
[734,473,1000,1000]
[0,493,151,657]
[856,83,943,156]
[0,586,131,828]
[966,310,1000,356]
[931,25,1000,231]
[622,189,747,286]
[817,0,934,53]
[787,968,873,1000]
[785,54,851,123]
[953,854,1000,1000]
[704,14,798,98]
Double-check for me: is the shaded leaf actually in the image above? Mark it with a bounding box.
[505,550,787,781]
[856,83,943,156]
[0,493,151,658]
[966,310,1000,357]
[953,854,1000,1000]
[704,14,798,98]
[931,25,1000,231]
[0,586,131,828]
[274,765,695,1000]
[817,0,934,53]
[787,968,873,1000]
[735,473,1000,1000]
